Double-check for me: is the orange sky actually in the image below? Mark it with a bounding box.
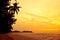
[12,0,60,33]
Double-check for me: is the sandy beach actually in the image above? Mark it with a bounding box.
[0,33,60,40]
[0,33,37,40]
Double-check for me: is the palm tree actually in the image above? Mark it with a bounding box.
[9,0,21,14]
[0,0,21,33]
[7,0,21,32]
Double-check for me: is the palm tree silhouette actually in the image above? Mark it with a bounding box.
[0,0,21,33]
[9,0,21,14]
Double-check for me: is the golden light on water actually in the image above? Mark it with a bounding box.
[12,0,60,33]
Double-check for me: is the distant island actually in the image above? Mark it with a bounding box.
[22,31,33,33]
[12,30,33,33]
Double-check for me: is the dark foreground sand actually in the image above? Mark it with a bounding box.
[0,33,60,40]
[0,34,13,40]
[0,33,37,40]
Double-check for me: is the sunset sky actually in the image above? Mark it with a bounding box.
[12,0,60,33]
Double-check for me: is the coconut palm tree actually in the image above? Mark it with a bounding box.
[0,0,20,33]
[9,0,21,14]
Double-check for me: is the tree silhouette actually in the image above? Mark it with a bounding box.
[0,0,20,33]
